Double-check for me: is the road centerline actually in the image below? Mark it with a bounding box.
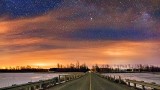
[90,73,92,90]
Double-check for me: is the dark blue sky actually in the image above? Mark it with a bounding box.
[0,0,160,19]
[1,0,160,42]
[0,0,62,17]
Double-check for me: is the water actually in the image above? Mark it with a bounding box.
[1,73,160,89]
[102,73,160,84]
[0,73,67,88]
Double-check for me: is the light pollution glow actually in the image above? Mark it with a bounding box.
[0,0,160,68]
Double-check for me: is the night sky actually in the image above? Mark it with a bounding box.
[0,0,160,68]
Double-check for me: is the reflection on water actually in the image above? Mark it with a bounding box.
[103,73,160,84]
[0,73,67,88]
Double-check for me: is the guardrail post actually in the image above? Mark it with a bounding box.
[118,76,121,83]
[25,87,27,90]
[58,75,61,83]
[67,75,69,81]
[113,76,115,81]
[142,85,145,90]
[28,86,31,90]
[39,84,43,90]
[128,82,130,86]
[69,76,71,81]
[106,76,109,79]
[134,83,136,88]
[65,75,67,82]
[33,86,36,90]
[70,75,72,80]
[109,75,111,80]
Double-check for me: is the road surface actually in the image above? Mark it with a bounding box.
[47,73,136,90]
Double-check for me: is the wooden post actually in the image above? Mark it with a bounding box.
[69,76,71,81]
[70,75,72,80]
[23,87,26,90]
[65,75,67,82]
[142,85,145,90]
[128,82,130,86]
[106,76,108,79]
[39,84,41,89]
[119,76,121,83]
[66,75,68,81]
[113,76,115,81]
[33,86,36,90]
[58,75,61,83]
[134,83,136,88]
[71,75,72,80]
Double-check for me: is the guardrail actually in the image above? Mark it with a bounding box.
[98,74,125,84]
[125,79,160,90]
[0,74,85,90]
[100,74,160,90]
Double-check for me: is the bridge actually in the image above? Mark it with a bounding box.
[47,73,135,90]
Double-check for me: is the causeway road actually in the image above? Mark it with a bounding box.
[47,73,136,90]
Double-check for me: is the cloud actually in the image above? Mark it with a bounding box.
[0,0,160,67]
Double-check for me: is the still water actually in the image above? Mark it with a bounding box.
[103,73,160,84]
[0,73,67,88]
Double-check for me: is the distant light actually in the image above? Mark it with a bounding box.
[33,63,48,67]
[90,17,93,21]
[0,67,6,69]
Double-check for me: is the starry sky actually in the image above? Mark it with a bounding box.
[0,0,160,68]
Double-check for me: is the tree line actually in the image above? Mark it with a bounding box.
[0,65,48,72]
[1,63,160,73]
[49,62,89,72]
[92,64,160,73]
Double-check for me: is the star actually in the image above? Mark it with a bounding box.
[90,17,93,21]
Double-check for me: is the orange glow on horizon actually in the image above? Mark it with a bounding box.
[0,41,159,68]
